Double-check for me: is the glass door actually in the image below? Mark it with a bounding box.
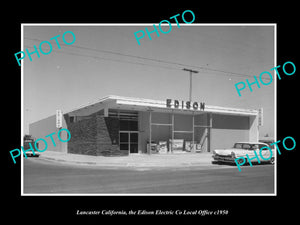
[119,132,129,151]
[119,131,139,153]
[130,132,138,153]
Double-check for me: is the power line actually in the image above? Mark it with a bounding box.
[24,37,203,69]
[24,37,271,80]
[24,45,180,71]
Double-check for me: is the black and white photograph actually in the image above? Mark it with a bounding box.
[21,24,276,195]
[4,5,298,223]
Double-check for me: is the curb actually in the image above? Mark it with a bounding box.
[39,155,214,168]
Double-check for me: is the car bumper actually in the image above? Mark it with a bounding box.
[212,155,235,163]
[23,152,40,157]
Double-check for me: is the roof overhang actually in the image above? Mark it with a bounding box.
[67,95,258,117]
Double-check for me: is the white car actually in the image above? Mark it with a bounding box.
[212,142,274,165]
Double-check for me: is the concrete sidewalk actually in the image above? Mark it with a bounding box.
[36,151,214,168]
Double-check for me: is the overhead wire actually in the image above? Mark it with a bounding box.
[23,45,181,71]
[23,37,271,81]
[24,37,204,69]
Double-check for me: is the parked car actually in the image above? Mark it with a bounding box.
[259,138,275,149]
[212,142,274,165]
[23,135,40,157]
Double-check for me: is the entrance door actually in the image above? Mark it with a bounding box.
[120,132,129,151]
[129,132,138,153]
[119,131,139,154]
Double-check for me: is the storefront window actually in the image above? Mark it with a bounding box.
[120,120,138,131]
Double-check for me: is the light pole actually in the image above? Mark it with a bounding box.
[182,68,199,102]
[182,68,199,153]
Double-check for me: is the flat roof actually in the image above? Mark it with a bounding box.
[67,95,258,117]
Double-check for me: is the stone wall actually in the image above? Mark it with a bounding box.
[95,115,127,156]
[64,112,127,156]
[65,114,98,155]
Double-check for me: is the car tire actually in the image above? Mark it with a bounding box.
[236,158,244,165]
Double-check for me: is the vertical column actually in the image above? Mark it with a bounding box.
[208,113,213,152]
[128,132,131,156]
[249,115,259,142]
[104,108,108,117]
[192,112,195,153]
[171,112,174,153]
[138,111,142,154]
[189,72,192,102]
[149,110,152,155]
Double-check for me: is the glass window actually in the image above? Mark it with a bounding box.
[130,121,138,131]
[120,144,129,151]
[120,133,129,143]
[130,133,138,143]
[259,144,268,150]
[130,144,138,153]
[69,116,75,123]
[234,143,243,149]
[120,120,129,131]
[242,144,251,150]
[120,120,138,131]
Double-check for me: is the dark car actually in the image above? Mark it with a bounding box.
[23,135,40,157]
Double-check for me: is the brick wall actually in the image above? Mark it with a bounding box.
[66,114,98,155]
[64,112,127,156]
[96,115,127,156]
[104,117,120,145]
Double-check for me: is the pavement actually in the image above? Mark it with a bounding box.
[23,155,275,194]
[35,151,216,168]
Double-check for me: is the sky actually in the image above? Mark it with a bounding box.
[23,24,275,138]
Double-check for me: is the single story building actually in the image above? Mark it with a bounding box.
[29,95,259,156]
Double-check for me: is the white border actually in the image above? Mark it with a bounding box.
[273,24,277,196]
[21,23,24,195]
[21,23,277,196]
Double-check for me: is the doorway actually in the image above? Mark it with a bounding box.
[119,131,139,154]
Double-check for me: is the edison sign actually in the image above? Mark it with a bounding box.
[166,99,205,111]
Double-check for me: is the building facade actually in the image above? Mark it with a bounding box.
[30,95,259,156]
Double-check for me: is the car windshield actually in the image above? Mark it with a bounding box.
[233,143,259,150]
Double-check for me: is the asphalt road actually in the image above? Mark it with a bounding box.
[23,158,275,194]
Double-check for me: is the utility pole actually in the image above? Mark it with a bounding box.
[183,68,199,102]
